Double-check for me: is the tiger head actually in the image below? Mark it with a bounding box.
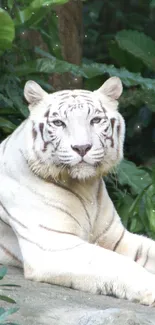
[24,77,125,180]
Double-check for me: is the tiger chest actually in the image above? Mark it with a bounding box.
[40,183,99,242]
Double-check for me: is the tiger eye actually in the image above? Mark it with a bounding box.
[53,120,66,127]
[90,117,102,125]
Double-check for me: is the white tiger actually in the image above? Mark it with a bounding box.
[0,76,155,305]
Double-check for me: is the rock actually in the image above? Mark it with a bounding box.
[1,267,155,325]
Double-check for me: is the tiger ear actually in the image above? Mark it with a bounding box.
[96,77,123,100]
[24,81,47,107]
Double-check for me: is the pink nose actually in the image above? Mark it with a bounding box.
[71,144,92,157]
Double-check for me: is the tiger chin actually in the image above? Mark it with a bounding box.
[1,76,155,307]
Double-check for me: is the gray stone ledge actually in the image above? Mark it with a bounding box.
[1,267,155,325]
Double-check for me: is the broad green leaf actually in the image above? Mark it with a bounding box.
[148,206,155,232]
[0,284,20,287]
[145,184,155,230]
[0,295,16,304]
[34,47,55,60]
[0,118,17,133]
[115,192,134,228]
[0,307,19,323]
[127,184,151,217]
[7,0,14,9]
[150,0,155,7]
[4,87,28,118]
[116,30,155,71]
[138,196,150,233]
[23,0,69,10]
[0,109,20,116]
[15,57,82,76]
[0,9,15,55]
[39,14,62,58]
[109,41,144,73]
[117,160,151,194]
[0,94,14,109]
[0,267,7,280]
[14,0,69,25]
[129,216,145,234]
[15,57,155,91]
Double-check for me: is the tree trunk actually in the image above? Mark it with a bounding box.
[50,0,83,91]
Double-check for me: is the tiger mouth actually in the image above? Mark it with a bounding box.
[73,160,101,168]
[55,158,101,168]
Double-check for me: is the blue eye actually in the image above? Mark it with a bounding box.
[90,117,102,125]
[53,120,66,127]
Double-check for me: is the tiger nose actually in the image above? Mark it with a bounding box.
[71,144,92,157]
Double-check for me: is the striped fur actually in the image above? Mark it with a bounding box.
[1,77,155,305]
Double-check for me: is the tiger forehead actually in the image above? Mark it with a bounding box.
[47,90,104,116]
[53,89,92,98]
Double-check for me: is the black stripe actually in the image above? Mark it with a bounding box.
[39,123,44,141]
[113,228,125,251]
[134,244,143,262]
[0,191,83,231]
[110,118,116,148]
[102,209,115,234]
[54,139,61,150]
[2,136,11,154]
[94,180,102,225]
[47,203,83,229]
[52,180,92,229]
[99,102,107,116]
[0,215,10,227]
[104,126,109,133]
[94,209,115,243]
[2,121,27,155]
[16,229,85,252]
[116,118,121,159]
[0,243,21,263]
[143,247,150,268]
[39,225,77,237]
[38,122,51,152]
[117,124,120,138]
[106,118,116,148]
[87,106,91,117]
[0,217,10,227]
[52,112,59,117]
[44,109,50,118]
[32,122,37,141]
[0,201,27,229]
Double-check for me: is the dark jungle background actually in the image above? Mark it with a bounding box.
[0,0,155,239]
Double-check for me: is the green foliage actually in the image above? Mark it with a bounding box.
[116,30,155,71]
[150,0,155,8]
[15,56,155,91]
[0,267,19,325]
[0,0,69,141]
[106,160,155,238]
[14,0,68,26]
[0,0,155,237]
[0,8,15,54]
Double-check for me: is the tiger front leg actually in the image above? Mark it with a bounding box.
[17,232,155,306]
[95,181,155,275]
[113,230,155,275]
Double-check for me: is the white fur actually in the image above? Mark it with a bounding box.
[1,77,155,305]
